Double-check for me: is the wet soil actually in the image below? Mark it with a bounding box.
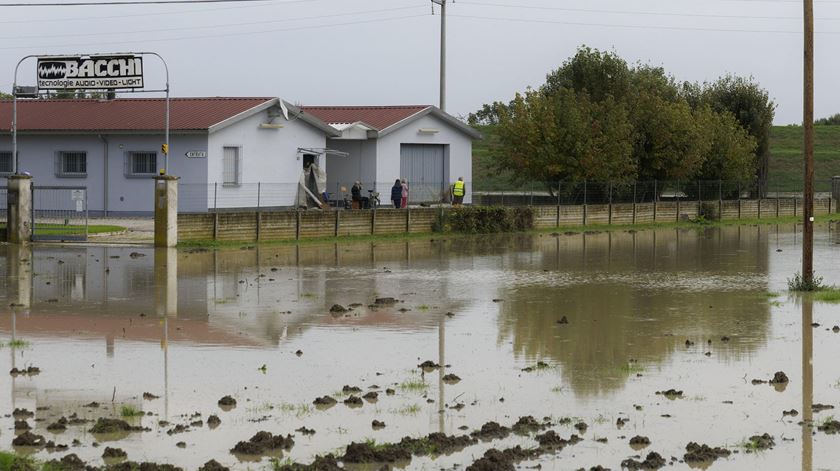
[471,421,511,440]
[620,451,667,470]
[230,431,295,455]
[12,431,46,447]
[217,396,236,407]
[683,442,731,463]
[103,447,128,459]
[89,418,147,434]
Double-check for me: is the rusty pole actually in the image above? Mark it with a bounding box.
[803,0,815,285]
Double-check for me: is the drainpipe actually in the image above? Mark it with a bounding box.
[98,134,109,217]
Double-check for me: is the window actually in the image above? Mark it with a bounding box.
[56,151,87,177]
[126,151,157,177]
[0,151,13,174]
[223,146,241,185]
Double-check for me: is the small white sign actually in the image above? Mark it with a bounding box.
[185,151,207,158]
[76,200,84,212]
[71,189,85,201]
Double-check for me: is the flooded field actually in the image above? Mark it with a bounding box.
[2,224,840,470]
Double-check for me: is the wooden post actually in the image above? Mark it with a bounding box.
[213,212,219,240]
[295,210,301,240]
[256,211,261,242]
[371,209,377,235]
[406,208,411,233]
[335,210,340,237]
[804,0,815,284]
[653,180,658,222]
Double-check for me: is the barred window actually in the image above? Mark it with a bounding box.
[127,151,157,176]
[223,146,241,185]
[0,151,13,174]
[57,151,87,177]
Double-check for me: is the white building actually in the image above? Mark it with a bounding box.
[301,105,482,204]
[0,97,338,214]
[0,98,479,213]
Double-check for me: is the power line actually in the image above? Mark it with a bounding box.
[0,13,427,50]
[0,0,278,6]
[458,0,840,21]
[0,5,426,40]
[0,0,318,23]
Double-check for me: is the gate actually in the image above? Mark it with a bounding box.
[31,186,88,241]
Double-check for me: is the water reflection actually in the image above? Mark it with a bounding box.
[496,227,772,396]
[802,296,813,471]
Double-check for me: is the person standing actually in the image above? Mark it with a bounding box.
[452,177,465,206]
[401,178,409,208]
[391,179,403,208]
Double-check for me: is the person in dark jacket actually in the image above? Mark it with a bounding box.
[391,179,403,208]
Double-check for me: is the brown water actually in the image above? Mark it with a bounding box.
[1,224,840,470]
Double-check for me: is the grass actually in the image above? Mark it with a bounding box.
[390,404,421,416]
[1,339,30,349]
[399,378,429,393]
[120,405,144,417]
[815,288,840,303]
[417,304,431,311]
[0,224,126,236]
[619,363,645,375]
[0,451,38,471]
[278,403,312,418]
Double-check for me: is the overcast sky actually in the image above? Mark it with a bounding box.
[0,0,837,124]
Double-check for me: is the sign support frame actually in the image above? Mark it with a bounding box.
[11,51,171,175]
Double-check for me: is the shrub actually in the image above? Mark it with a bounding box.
[449,206,534,234]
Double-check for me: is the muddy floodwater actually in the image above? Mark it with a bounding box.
[2,224,840,470]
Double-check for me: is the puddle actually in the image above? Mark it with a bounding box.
[1,223,840,469]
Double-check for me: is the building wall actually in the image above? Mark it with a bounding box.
[374,114,473,203]
[324,139,377,198]
[2,133,208,214]
[207,110,327,209]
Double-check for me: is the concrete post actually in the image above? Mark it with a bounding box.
[832,176,840,213]
[154,248,178,318]
[154,175,179,248]
[6,175,33,244]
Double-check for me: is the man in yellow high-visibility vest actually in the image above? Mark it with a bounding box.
[452,177,465,207]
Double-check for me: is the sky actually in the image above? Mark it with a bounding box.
[0,0,838,124]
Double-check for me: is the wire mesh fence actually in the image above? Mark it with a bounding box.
[177,179,840,213]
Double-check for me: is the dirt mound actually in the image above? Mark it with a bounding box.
[400,432,477,455]
[629,436,651,446]
[655,389,683,399]
[471,421,510,440]
[103,447,128,459]
[534,430,580,448]
[231,431,295,455]
[442,374,461,384]
[342,441,411,463]
[374,297,398,305]
[143,392,160,400]
[329,304,348,314]
[13,408,34,418]
[217,396,237,407]
[343,396,363,406]
[107,462,182,471]
[620,451,667,470]
[465,446,535,471]
[818,420,840,434]
[197,460,229,471]
[511,416,546,434]
[275,455,342,471]
[418,360,440,370]
[683,442,731,463]
[207,415,221,428]
[342,385,362,394]
[313,396,337,406]
[14,420,31,430]
[745,433,775,451]
[89,418,145,434]
[43,454,87,471]
[12,431,46,447]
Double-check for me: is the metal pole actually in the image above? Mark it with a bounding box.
[432,0,447,111]
[804,0,815,284]
[11,55,35,175]
[139,52,171,174]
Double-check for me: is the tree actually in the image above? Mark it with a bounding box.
[815,113,840,125]
[0,91,12,99]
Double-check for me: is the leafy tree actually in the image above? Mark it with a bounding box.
[0,91,12,99]
[815,113,840,125]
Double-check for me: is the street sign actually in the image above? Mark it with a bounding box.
[185,151,207,158]
[37,55,143,91]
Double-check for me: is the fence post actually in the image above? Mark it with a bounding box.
[295,210,301,240]
[632,181,637,224]
[84,188,89,240]
[257,182,261,210]
[718,180,722,220]
[371,208,376,235]
[335,209,340,237]
[582,181,587,226]
[529,185,534,207]
[653,180,657,221]
[697,180,701,217]
[212,181,219,240]
[776,182,780,218]
[738,182,742,220]
[406,207,411,233]
[676,180,681,222]
[608,182,613,225]
[555,181,561,228]
[213,182,218,212]
[256,211,261,242]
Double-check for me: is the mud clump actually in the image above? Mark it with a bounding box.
[9,366,40,376]
[684,442,731,463]
[89,418,145,434]
[13,408,34,418]
[534,430,580,448]
[557,316,569,325]
[343,395,363,406]
[362,391,378,401]
[620,451,667,470]
[812,404,835,412]
[656,389,683,399]
[207,415,221,428]
[103,447,128,459]
[745,433,775,451]
[342,385,362,394]
[400,432,477,455]
[783,409,799,417]
[44,454,87,471]
[418,360,440,370]
[107,462,182,471]
[296,426,316,435]
[342,441,411,463]
[313,396,337,406]
[818,420,840,434]
[14,420,31,430]
[511,416,546,434]
[275,455,342,471]
[143,392,160,400]
[629,436,651,446]
[770,372,789,384]
[574,422,588,433]
[47,417,68,431]
[374,297,398,306]
[471,421,511,440]
[217,395,237,407]
[198,460,230,471]
[12,431,46,447]
[442,374,461,384]
[329,304,348,314]
[231,431,295,455]
[465,446,535,471]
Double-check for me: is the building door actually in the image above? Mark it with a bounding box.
[400,144,445,203]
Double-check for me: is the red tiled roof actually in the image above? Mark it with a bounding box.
[300,105,431,131]
[0,97,274,132]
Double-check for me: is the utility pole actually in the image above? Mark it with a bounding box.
[432,0,446,111]
[803,0,815,285]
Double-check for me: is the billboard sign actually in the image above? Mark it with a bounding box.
[37,55,143,90]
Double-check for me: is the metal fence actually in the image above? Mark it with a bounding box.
[31,186,88,241]
[177,179,839,213]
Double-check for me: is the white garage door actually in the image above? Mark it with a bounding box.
[400,144,445,203]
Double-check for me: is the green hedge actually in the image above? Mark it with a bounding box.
[447,206,534,234]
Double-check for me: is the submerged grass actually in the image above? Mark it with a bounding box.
[399,378,429,393]
[815,288,840,303]
[120,405,144,417]
[1,339,30,349]
[390,404,421,416]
